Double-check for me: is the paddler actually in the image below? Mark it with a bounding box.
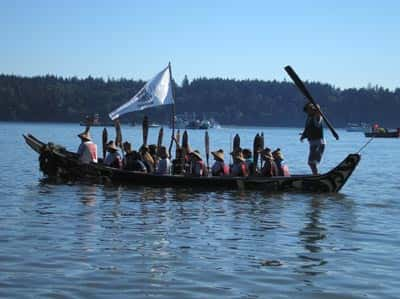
[230,150,249,177]
[189,150,207,176]
[156,146,172,175]
[260,147,278,177]
[272,148,290,177]
[211,149,229,176]
[301,103,325,175]
[104,141,122,169]
[242,148,254,175]
[77,131,98,164]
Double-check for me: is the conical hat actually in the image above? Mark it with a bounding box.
[107,141,118,151]
[211,149,224,161]
[190,150,202,160]
[78,132,91,141]
[231,151,245,162]
[272,148,284,160]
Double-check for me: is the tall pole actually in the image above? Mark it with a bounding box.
[168,62,176,158]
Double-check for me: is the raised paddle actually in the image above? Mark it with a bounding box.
[260,132,265,169]
[284,65,339,140]
[142,116,149,146]
[102,128,108,160]
[233,133,240,152]
[205,130,210,170]
[253,134,260,174]
[157,127,164,156]
[114,119,123,149]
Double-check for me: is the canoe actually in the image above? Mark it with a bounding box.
[365,131,400,138]
[23,134,361,193]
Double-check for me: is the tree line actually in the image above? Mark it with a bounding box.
[1,74,399,127]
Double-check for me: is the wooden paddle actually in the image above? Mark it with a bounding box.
[233,133,240,152]
[260,132,265,169]
[142,115,149,146]
[102,128,108,160]
[157,127,164,156]
[114,119,123,149]
[175,129,181,159]
[284,65,339,140]
[253,134,259,175]
[205,130,210,170]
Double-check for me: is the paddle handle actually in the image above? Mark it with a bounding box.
[284,65,339,140]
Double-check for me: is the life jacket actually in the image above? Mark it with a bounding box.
[275,159,290,177]
[261,160,278,177]
[230,162,249,177]
[191,160,205,176]
[79,142,97,164]
[303,116,324,141]
[212,161,229,176]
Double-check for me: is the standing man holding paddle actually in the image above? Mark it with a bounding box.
[301,103,325,175]
[284,65,339,175]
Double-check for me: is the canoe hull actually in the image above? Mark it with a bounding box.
[23,134,361,193]
[365,131,400,138]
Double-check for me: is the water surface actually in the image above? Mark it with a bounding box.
[0,122,399,298]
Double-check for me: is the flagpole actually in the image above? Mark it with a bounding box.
[168,62,176,158]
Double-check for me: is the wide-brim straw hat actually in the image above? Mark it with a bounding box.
[272,148,284,160]
[107,141,118,151]
[211,149,224,161]
[78,132,91,141]
[259,147,274,160]
[190,150,202,160]
[231,151,245,162]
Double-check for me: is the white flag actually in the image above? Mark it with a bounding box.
[109,65,174,120]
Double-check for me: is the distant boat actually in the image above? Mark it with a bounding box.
[148,122,161,128]
[346,122,370,132]
[174,116,221,130]
[80,113,113,127]
[365,128,400,138]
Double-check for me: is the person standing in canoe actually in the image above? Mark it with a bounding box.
[301,103,325,175]
[77,132,98,164]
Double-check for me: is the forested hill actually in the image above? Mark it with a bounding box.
[1,74,399,127]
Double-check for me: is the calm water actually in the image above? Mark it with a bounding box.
[1,122,399,298]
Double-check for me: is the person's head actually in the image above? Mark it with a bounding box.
[303,103,319,116]
[78,132,91,142]
[159,146,168,159]
[139,145,149,154]
[260,147,274,161]
[242,148,252,159]
[149,144,157,156]
[107,141,118,153]
[190,150,202,161]
[123,141,132,153]
[272,148,284,161]
[211,149,225,162]
[231,151,245,163]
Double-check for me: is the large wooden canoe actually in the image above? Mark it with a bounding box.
[24,134,361,193]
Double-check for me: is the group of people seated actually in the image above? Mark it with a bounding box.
[210,147,290,177]
[77,130,290,177]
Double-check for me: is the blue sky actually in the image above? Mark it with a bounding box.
[1,0,399,89]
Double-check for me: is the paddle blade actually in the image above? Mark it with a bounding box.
[205,131,210,154]
[114,119,123,148]
[253,134,260,174]
[157,127,164,155]
[233,134,240,151]
[260,132,265,150]
[176,129,181,145]
[285,65,339,140]
[102,128,108,160]
[142,116,149,146]
[284,65,314,102]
